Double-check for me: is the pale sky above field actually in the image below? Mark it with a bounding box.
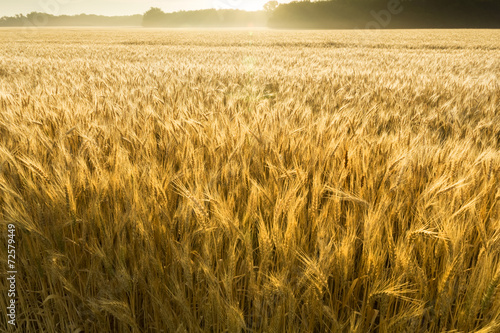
[1,0,292,17]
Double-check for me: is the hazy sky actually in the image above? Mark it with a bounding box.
[1,0,290,17]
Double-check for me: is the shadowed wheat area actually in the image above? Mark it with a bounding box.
[0,28,499,332]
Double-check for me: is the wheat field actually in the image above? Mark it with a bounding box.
[0,28,499,332]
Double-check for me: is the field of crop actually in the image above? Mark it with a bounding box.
[0,28,499,332]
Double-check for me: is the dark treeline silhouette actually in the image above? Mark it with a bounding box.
[0,8,267,28]
[142,8,268,27]
[0,12,142,27]
[1,1,498,29]
[268,0,500,29]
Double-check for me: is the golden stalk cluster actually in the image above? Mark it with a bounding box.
[0,28,499,332]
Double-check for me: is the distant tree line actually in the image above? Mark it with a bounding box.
[1,1,498,29]
[268,0,500,29]
[0,8,268,28]
[0,13,142,27]
[142,8,268,27]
